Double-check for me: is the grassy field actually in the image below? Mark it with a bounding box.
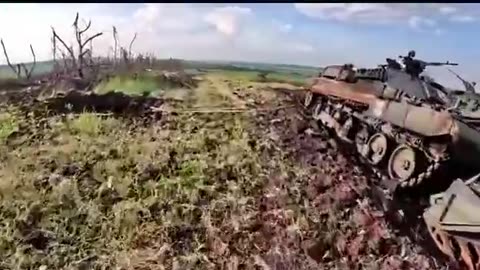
[94,74,164,96]
[0,61,55,79]
[184,60,318,87]
[0,61,443,269]
[90,64,313,99]
[206,69,311,85]
[0,59,318,85]
[0,73,308,269]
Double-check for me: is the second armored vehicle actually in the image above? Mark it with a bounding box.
[424,173,480,270]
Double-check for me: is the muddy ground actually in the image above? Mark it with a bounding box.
[0,81,459,269]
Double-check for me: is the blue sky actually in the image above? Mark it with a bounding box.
[0,3,479,88]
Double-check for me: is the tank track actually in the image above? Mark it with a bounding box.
[423,177,480,270]
[303,91,480,268]
[370,160,445,188]
[426,221,480,270]
[303,92,451,191]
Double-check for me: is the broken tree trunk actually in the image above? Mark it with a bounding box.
[113,26,118,66]
[1,39,36,80]
[51,12,103,79]
[128,32,137,59]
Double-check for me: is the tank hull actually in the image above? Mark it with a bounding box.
[305,65,480,188]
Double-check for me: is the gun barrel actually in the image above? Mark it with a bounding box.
[427,62,459,66]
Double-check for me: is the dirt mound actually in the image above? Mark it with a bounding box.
[0,89,175,124]
[0,77,91,107]
[41,91,164,115]
[0,89,37,106]
[0,78,31,91]
[0,71,197,113]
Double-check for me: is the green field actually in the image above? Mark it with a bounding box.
[0,59,319,84]
[0,61,55,79]
[94,74,165,96]
[87,60,317,97]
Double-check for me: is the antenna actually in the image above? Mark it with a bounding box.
[448,68,476,93]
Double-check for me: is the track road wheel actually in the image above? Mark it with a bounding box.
[388,144,417,182]
[304,91,314,108]
[367,133,389,165]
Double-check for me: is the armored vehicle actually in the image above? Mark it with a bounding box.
[424,173,480,270]
[304,50,480,188]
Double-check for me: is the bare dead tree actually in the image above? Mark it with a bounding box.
[121,47,129,66]
[113,26,118,65]
[51,28,76,68]
[51,12,103,78]
[73,13,102,78]
[106,46,114,63]
[0,39,21,78]
[89,39,93,63]
[0,39,36,80]
[111,28,140,71]
[128,32,137,59]
[59,49,70,73]
[52,31,57,71]
[21,45,36,80]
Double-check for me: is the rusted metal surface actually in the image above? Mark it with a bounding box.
[367,100,455,137]
[424,178,480,270]
[310,77,383,105]
[311,77,456,137]
[321,65,345,78]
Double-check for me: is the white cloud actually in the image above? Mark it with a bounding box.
[271,19,293,33]
[0,4,321,67]
[408,16,436,31]
[294,3,408,24]
[204,6,252,37]
[439,6,457,15]
[132,4,206,35]
[450,15,476,22]
[295,3,480,28]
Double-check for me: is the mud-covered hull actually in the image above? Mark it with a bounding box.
[311,75,457,135]
[305,65,480,188]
